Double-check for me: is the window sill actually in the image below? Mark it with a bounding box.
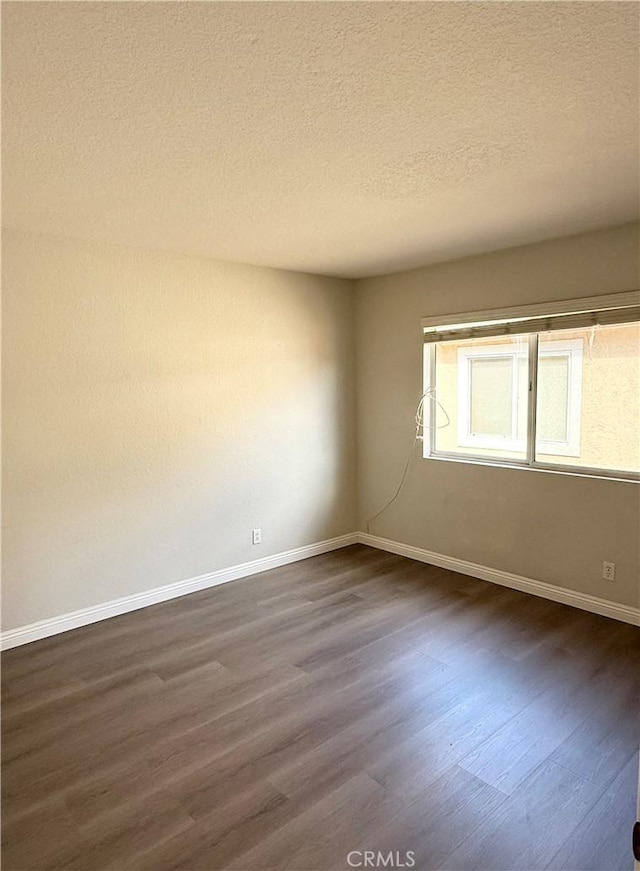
[423,452,639,484]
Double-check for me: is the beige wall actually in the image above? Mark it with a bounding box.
[356,223,640,609]
[2,229,356,630]
[3,223,639,633]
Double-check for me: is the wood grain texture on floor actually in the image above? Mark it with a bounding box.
[2,544,639,871]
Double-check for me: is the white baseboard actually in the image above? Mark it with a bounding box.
[3,529,637,649]
[358,532,640,627]
[0,533,359,650]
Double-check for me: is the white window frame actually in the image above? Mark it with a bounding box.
[456,340,583,457]
[421,291,640,482]
[456,343,526,453]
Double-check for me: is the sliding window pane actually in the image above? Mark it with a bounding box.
[433,335,529,461]
[535,324,640,473]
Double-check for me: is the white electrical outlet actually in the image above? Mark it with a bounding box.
[602,561,615,581]
[252,528,262,545]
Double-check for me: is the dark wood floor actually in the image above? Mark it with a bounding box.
[2,544,639,871]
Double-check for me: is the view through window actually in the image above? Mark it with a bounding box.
[424,310,639,478]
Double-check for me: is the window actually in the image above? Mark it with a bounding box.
[456,339,582,456]
[422,293,640,480]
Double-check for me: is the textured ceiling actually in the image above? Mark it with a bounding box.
[3,2,639,278]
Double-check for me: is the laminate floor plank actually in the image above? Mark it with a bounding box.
[456,651,617,795]
[442,758,604,870]
[135,780,294,871]
[359,765,507,871]
[2,544,637,871]
[50,643,433,828]
[69,649,437,828]
[223,773,395,871]
[550,684,639,790]
[365,673,539,802]
[549,751,639,871]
